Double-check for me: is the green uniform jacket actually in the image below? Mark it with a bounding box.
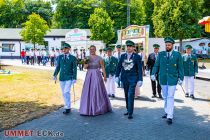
[53,54,77,81]
[104,56,118,78]
[152,51,184,86]
[182,54,198,76]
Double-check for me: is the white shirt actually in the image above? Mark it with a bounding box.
[138,52,145,61]
[50,51,55,57]
[55,51,60,57]
[86,51,90,57]
[35,51,41,56]
[113,51,124,60]
[26,51,30,56]
[42,51,47,57]
[30,51,35,57]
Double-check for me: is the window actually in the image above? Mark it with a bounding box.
[2,44,15,52]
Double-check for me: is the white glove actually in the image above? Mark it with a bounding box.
[53,76,57,81]
[178,79,183,85]
[115,77,119,83]
[137,81,143,87]
[72,80,76,84]
[195,72,198,76]
[145,70,149,75]
[151,75,156,81]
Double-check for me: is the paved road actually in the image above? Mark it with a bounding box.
[0,60,210,140]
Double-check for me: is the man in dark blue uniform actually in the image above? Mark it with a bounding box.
[146,44,162,98]
[116,40,143,119]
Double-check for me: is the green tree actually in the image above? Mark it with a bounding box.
[88,8,115,44]
[152,0,203,49]
[20,13,50,49]
[53,0,99,29]
[24,0,53,26]
[130,0,145,26]
[0,0,25,28]
[102,0,127,30]
[201,0,210,16]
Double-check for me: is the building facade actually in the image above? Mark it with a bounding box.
[0,28,105,59]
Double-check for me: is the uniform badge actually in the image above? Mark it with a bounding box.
[122,59,134,70]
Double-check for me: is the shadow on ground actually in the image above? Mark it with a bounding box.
[0,101,62,132]
[0,103,209,140]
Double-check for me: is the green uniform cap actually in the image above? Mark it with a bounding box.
[106,47,113,51]
[62,42,71,49]
[116,45,121,48]
[185,45,192,49]
[125,40,135,46]
[153,44,160,48]
[164,37,175,44]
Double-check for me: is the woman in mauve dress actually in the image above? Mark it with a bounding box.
[79,45,112,116]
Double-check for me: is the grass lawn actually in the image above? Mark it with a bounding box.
[0,66,83,131]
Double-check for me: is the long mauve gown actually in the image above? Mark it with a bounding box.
[80,55,112,116]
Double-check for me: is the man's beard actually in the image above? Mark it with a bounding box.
[166,48,172,52]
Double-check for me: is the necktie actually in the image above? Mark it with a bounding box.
[118,52,120,60]
[64,55,67,61]
[167,52,170,59]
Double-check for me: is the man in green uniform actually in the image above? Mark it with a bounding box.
[151,37,184,125]
[53,42,77,115]
[104,47,118,98]
[183,45,198,99]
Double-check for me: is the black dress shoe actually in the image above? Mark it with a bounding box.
[108,95,111,97]
[112,94,115,98]
[162,114,167,119]
[63,109,71,115]
[128,115,133,119]
[152,95,157,98]
[190,95,195,99]
[124,112,129,115]
[158,95,163,99]
[167,118,173,125]
[185,93,189,97]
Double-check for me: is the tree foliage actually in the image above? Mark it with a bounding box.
[88,8,114,44]
[53,0,99,29]
[0,0,25,28]
[152,0,203,42]
[24,0,53,26]
[20,13,50,48]
[0,0,53,28]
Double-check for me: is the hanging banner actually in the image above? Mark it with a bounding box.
[121,25,146,40]
[65,28,87,42]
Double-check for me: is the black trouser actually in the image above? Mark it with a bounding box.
[50,57,55,67]
[26,56,30,65]
[151,75,161,97]
[30,56,34,65]
[37,56,41,65]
